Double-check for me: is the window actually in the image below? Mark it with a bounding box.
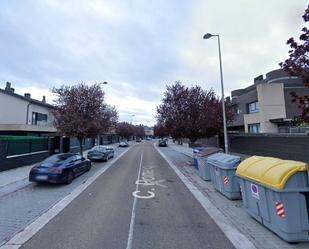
[32,112,48,125]
[248,101,259,113]
[43,154,72,164]
[248,123,260,133]
[234,105,241,115]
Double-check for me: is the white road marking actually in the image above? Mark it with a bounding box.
[154,143,257,249]
[135,179,167,188]
[126,151,144,249]
[132,190,155,199]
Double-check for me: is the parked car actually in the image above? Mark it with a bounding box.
[29,153,91,184]
[146,137,152,141]
[119,141,129,147]
[158,139,168,147]
[87,145,114,162]
[136,138,142,142]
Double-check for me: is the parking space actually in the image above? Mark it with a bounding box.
[0,145,129,246]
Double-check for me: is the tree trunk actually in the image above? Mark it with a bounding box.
[189,138,197,144]
[78,138,83,156]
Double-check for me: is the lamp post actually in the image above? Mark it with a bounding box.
[96,81,108,145]
[130,114,135,124]
[203,33,229,153]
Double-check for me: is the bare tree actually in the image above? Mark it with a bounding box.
[116,122,135,140]
[157,81,234,143]
[154,123,169,138]
[52,83,118,155]
[157,82,188,141]
[280,5,309,122]
[134,125,145,138]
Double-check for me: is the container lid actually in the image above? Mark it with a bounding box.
[197,147,223,157]
[236,156,307,190]
[207,153,241,169]
[193,146,206,153]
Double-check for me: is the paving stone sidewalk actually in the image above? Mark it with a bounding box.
[165,142,308,249]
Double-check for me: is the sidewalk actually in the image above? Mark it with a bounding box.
[167,142,308,249]
[0,143,119,189]
[171,141,251,160]
[0,165,32,188]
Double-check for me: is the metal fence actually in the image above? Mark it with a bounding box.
[6,138,48,157]
[0,137,50,172]
[229,133,309,162]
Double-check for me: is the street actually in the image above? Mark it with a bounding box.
[21,141,234,249]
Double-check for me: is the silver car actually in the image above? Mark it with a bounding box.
[87,146,114,162]
[119,141,129,147]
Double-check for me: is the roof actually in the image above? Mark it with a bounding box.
[0,88,54,109]
[230,69,303,99]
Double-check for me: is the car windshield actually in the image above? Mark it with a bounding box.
[42,154,74,164]
[92,146,106,151]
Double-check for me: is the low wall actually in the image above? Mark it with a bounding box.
[183,136,219,148]
[69,137,94,153]
[0,140,50,172]
[229,133,309,162]
[0,137,96,172]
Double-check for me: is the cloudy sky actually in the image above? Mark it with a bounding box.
[0,0,307,125]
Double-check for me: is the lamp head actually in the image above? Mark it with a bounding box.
[203,33,213,39]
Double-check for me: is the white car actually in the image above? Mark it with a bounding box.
[119,141,129,147]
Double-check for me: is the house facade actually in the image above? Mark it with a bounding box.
[228,69,309,133]
[144,126,154,137]
[0,82,56,136]
[0,82,98,171]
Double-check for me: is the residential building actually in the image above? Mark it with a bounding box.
[0,82,56,136]
[144,126,154,137]
[228,69,309,133]
[0,82,98,170]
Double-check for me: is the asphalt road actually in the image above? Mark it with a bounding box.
[21,141,235,249]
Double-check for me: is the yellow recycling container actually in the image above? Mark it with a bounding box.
[236,156,309,242]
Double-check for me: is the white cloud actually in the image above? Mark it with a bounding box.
[171,0,308,95]
[16,86,56,104]
[0,0,308,125]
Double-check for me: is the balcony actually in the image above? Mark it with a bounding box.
[0,123,56,133]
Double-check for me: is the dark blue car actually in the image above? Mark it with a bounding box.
[29,153,91,184]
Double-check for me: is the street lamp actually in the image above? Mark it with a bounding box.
[203,33,229,153]
[96,81,108,145]
[130,114,135,124]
